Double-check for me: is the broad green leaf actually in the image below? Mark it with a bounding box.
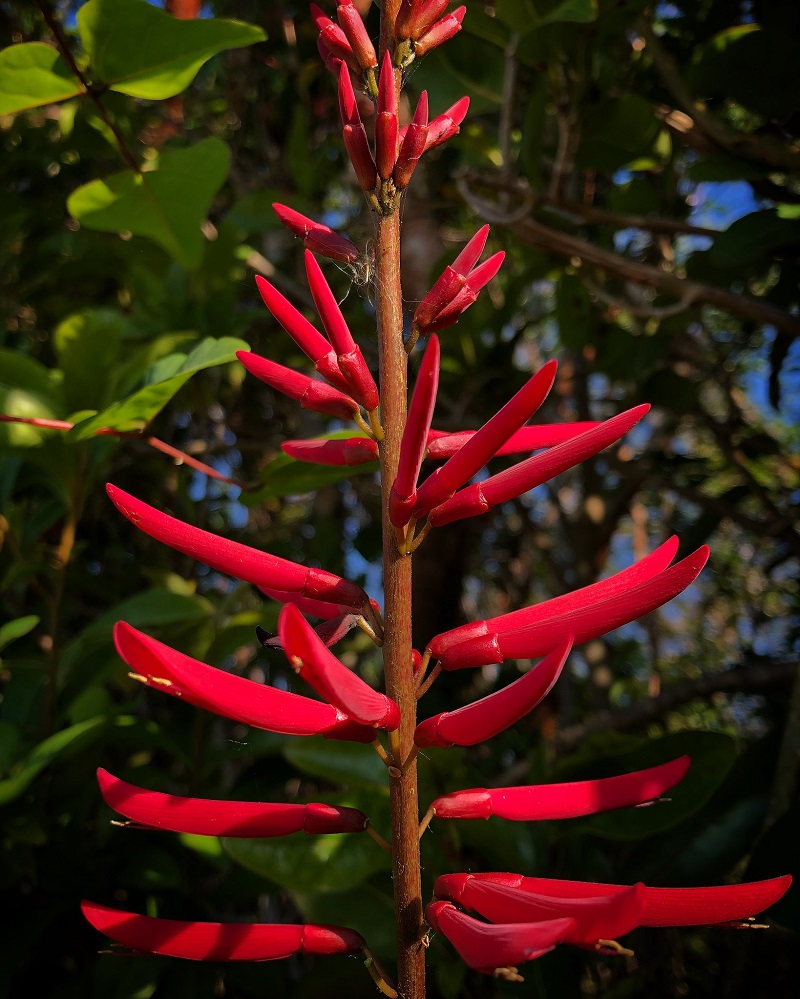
[67,138,231,268]
[578,93,665,171]
[284,738,389,790]
[495,0,596,34]
[710,210,800,268]
[224,827,389,894]
[0,350,65,448]
[0,42,82,115]
[0,615,40,654]
[0,716,106,806]
[54,309,132,411]
[77,0,266,100]
[67,336,246,440]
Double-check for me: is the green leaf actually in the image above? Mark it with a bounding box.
[295,883,397,959]
[495,0,597,34]
[53,309,132,412]
[67,138,232,268]
[0,42,82,115]
[67,335,246,440]
[284,738,389,790]
[224,827,389,894]
[77,0,266,101]
[709,210,800,268]
[0,350,65,448]
[0,716,106,806]
[537,0,598,27]
[578,94,665,171]
[0,615,40,654]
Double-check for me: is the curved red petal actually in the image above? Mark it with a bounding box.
[281,437,379,467]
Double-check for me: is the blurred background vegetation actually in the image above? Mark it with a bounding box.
[0,1,798,996]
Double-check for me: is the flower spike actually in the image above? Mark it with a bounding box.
[106,484,369,613]
[414,637,571,748]
[335,1,378,73]
[428,757,691,821]
[113,622,374,742]
[428,403,649,526]
[82,901,365,961]
[413,360,558,517]
[272,203,359,264]
[236,351,359,421]
[375,51,399,181]
[304,250,379,410]
[279,604,400,730]
[97,768,368,837]
[389,336,440,527]
[414,6,466,57]
[282,437,379,466]
[339,62,378,192]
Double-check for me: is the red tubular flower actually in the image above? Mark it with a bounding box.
[432,545,709,669]
[304,251,379,410]
[414,6,466,58]
[375,52,399,181]
[414,637,571,748]
[424,95,470,151]
[389,336,440,527]
[335,0,377,72]
[279,604,401,730]
[435,873,793,929]
[236,351,359,420]
[428,757,690,821]
[426,901,574,973]
[394,90,429,190]
[311,3,359,73]
[113,622,374,742]
[254,274,350,392]
[430,536,680,658]
[97,768,368,836]
[258,586,358,621]
[426,422,601,458]
[106,484,369,613]
[412,360,558,517]
[272,203,359,264]
[281,437,379,466]
[428,403,650,528]
[424,252,505,334]
[82,901,365,961]
[338,62,378,191]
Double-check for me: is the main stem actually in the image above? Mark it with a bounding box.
[375,8,425,997]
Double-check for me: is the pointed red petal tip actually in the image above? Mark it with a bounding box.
[336,0,377,71]
[81,901,365,961]
[429,757,691,821]
[415,637,571,749]
[279,604,400,730]
[414,6,466,58]
[105,484,367,612]
[281,437,379,467]
[112,621,373,743]
[272,203,359,264]
[424,95,470,152]
[390,335,440,526]
[236,351,358,421]
[436,874,793,930]
[426,901,574,974]
[97,768,367,837]
[413,360,558,517]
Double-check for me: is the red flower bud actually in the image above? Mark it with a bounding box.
[254,275,350,393]
[375,52,399,180]
[409,1,453,39]
[428,404,650,526]
[281,437,379,466]
[389,336,440,527]
[272,203,359,264]
[424,252,505,333]
[424,95,469,151]
[279,604,400,730]
[413,360,557,517]
[414,6,465,57]
[393,90,429,189]
[311,3,359,73]
[339,63,378,191]
[429,757,690,821]
[304,251,379,410]
[82,901,365,961]
[97,768,368,836]
[113,622,374,742]
[106,484,369,613]
[426,901,573,973]
[394,0,421,38]
[414,637,571,748]
[236,351,359,421]
[336,0,377,71]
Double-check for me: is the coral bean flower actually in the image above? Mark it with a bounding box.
[272,203,359,264]
[336,0,377,73]
[279,604,400,730]
[113,621,375,743]
[81,901,365,961]
[375,52,399,181]
[428,758,690,822]
[97,768,368,837]
[236,350,360,420]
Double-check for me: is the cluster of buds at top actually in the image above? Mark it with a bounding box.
[313,2,379,97]
[394,1,466,67]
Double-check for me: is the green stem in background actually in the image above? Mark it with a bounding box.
[375,5,425,997]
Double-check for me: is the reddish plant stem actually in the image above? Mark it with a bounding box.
[376,6,425,998]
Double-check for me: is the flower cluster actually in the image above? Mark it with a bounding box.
[82,2,790,992]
